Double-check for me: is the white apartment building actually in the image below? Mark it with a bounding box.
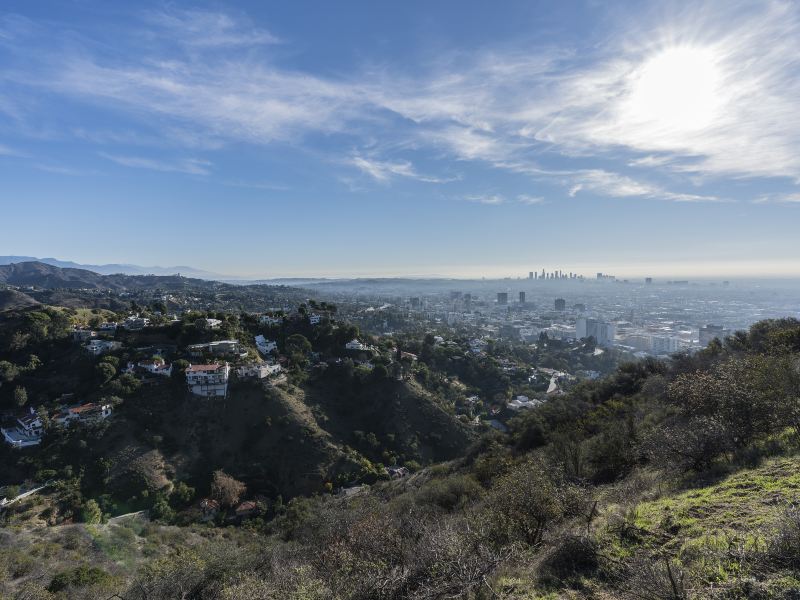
[576,318,616,347]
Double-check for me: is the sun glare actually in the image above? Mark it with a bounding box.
[626,46,722,132]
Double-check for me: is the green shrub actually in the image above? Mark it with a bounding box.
[416,474,483,511]
[48,565,113,592]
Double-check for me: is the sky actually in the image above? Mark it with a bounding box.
[1,0,799,279]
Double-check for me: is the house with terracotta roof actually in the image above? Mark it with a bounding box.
[53,402,112,426]
[186,363,230,397]
[199,498,220,520]
[234,500,259,519]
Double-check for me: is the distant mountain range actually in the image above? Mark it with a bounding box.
[0,261,227,292]
[0,256,223,279]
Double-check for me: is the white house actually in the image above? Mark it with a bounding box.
[259,314,283,327]
[508,395,541,411]
[1,409,44,448]
[135,358,173,377]
[236,363,282,380]
[121,316,150,330]
[85,339,122,356]
[254,335,278,355]
[309,314,322,325]
[469,339,488,354]
[345,339,369,351]
[186,363,231,397]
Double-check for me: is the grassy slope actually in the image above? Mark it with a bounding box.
[496,453,800,598]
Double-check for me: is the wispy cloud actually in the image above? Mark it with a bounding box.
[100,153,211,175]
[753,192,800,204]
[568,169,725,202]
[143,8,280,47]
[34,163,94,176]
[465,194,505,205]
[517,195,545,205]
[347,155,455,183]
[3,2,800,203]
[0,143,24,157]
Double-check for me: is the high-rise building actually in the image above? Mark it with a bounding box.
[699,324,727,346]
[497,292,508,305]
[528,271,534,279]
[519,291,526,304]
[554,298,566,311]
[645,277,653,284]
[576,317,616,347]
[650,335,681,355]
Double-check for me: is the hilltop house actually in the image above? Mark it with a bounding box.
[309,314,321,325]
[2,399,116,449]
[186,363,231,397]
[187,340,242,358]
[254,335,278,355]
[85,339,122,356]
[1,409,44,449]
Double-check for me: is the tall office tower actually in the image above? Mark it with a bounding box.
[645,277,653,284]
[554,298,566,311]
[497,292,508,305]
[519,291,526,304]
[528,271,534,279]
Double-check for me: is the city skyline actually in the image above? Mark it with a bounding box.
[2,1,800,278]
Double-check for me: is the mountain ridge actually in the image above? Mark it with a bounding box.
[0,256,223,279]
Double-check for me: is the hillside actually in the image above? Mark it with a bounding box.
[0,288,40,312]
[0,262,313,314]
[2,314,800,598]
[0,255,221,279]
[0,261,217,291]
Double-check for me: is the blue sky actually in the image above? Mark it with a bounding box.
[1,1,799,278]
